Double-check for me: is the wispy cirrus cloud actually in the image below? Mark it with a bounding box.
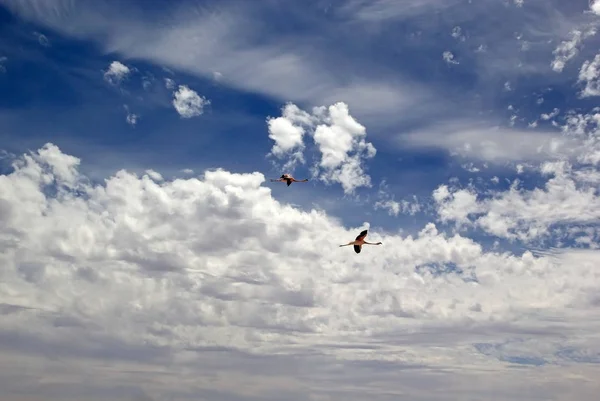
[0,0,437,126]
[395,119,575,164]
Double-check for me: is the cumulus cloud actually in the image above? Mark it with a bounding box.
[578,54,600,97]
[123,105,138,126]
[1,143,600,400]
[442,51,459,64]
[433,109,600,242]
[267,102,376,193]
[126,113,138,126]
[540,108,560,121]
[103,60,131,85]
[433,160,600,243]
[172,85,210,118]
[551,29,597,73]
[266,103,314,170]
[591,0,600,16]
[451,26,465,41]
[561,110,600,166]
[424,106,600,247]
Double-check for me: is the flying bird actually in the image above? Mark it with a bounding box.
[270,174,309,186]
[339,229,382,253]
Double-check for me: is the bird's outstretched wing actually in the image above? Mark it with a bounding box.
[355,229,368,241]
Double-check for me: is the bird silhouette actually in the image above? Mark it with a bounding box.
[339,229,382,253]
[270,173,309,187]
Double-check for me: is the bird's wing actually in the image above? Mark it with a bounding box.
[355,229,368,240]
[353,244,361,253]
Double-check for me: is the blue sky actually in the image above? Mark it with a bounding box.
[1,1,600,400]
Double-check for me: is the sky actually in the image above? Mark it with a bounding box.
[1,0,600,400]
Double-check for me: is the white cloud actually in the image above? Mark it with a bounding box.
[144,169,163,181]
[1,143,600,400]
[516,163,525,174]
[342,0,465,22]
[514,0,524,7]
[462,162,481,173]
[141,73,154,90]
[123,105,138,126]
[443,51,459,64]
[374,198,421,217]
[551,29,597,73]
[396,120,575,163]
[561,111,600,166]
[126,113,138,126]
[424,111,600,245]
[103,60,131,85]
[266,103,313,169]
[164,77,175,89]
[311,103,377,193]
[33,31,50,47]
[433,185,482,227]
[578,54,600,97]
[172,85,210,118]
[374,180,422,217]
[451,26,465,41]
[540,108,560,121]
[0,0,434,125]
[591,0,600,16]
[267,102,376,194]
[433,160,600,242]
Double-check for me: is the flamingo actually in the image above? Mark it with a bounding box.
[339,229,382,253]
[270,174,309,187]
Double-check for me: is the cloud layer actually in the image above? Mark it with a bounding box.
[1,143,600,400]
[2,1,600,400]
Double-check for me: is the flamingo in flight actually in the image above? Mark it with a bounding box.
[339,229,382,253]
[270,174,309,187]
